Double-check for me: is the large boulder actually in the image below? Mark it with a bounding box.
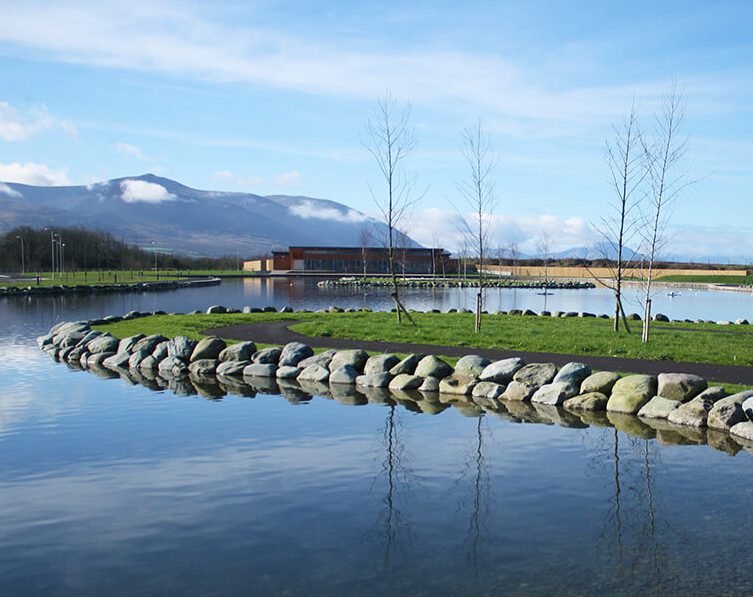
[606,375,657,414]
[553,362,592,388]
[138,355,160,370]
[563,392,609,411]
[668,386,727,427]
[364,354,401,375]
[454,355,491,378]
[298,364,331,383]
[479,358,525,384]
[637,396,681,419]
[103,352,132,369]
[708,390,753,431]
[152,341,170,361]
[657,373,707,402]
[419,376,440,392]
[168,336,197,359]
[298,349,337,369]
[471,381,505,400]
[531,382,579,406]
[501,380,536,401]
[188,359,219,376]
[389,374,424,391]
[439,374,478,396]
[132,334,168,354]
[87,352,115,367]
[278,342,314,367]
[243,363,278,377]
[190,336,226,361]
[216,360,249,377]
[742,396,753,422]
[329,349,369,373]
[730,421,753,442]
[580,372,620,395]
[356,372,393,388]
[128,349,151,368]
[513,363,557,389]
[219,341,257,363]
[390,354,423,376]
[330,364,359,385]
[252,347,282,364]
[87,335,120,354]
[414,355,453,379]
[275,365,302,379]
[158,355,188,375]
[117,334,145,354]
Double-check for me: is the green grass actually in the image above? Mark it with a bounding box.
[93,311,753,368]
[1,270,188,288]
[657,274,753,285]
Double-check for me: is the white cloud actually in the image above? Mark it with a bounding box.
[289,200,370,224]
[0,182,22,198]
[113,141,145,158]
[119,179,175,203]
[215,169,302,188]
[0,162,70,186]
[0,100,76,141]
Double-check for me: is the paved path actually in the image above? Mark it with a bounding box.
[205,320,753,385]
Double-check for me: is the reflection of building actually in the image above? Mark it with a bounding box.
[244,246,452,275]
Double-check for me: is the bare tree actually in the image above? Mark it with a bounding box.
[364,92,418,323]
[507,240,519,281]
[456,120,497,333]
[537,230,552,290]
[639,84,690,343]
[593,99,647,333]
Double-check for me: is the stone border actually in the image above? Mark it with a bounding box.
[37,307,753,453]
[0,276,220,298]
[318,278,595,290]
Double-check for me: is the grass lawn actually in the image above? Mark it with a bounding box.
[657,274,752,285]
[94,311,753,368]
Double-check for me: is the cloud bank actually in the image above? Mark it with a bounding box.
[0,162,70,186]
[0,182,22,198]
[119,179,175,203]
[289,200,370,224]
[0,100,76,141]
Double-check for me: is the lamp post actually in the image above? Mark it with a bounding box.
[61,243,66,277]
[15,235,25,274]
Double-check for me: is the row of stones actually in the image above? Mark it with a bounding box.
[317,279,595,290]
[39,316,753,442]
[0,277,219,297]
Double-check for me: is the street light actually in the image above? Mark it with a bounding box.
[15,235,25,274]
[61,243,66,277]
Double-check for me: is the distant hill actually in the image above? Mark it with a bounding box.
[0,174,417,256]
[550,241,645,262]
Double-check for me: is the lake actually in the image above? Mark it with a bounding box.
[1,278,752,595]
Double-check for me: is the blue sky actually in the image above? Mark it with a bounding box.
[0,0,752,259]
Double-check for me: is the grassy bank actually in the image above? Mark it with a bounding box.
[93,311,753,368]
[657,274,753,285]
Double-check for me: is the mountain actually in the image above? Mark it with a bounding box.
[550,241,645,262]
[0,174,417,256]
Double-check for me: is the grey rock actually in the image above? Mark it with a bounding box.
[580,371,620,395]
[730,421,753,442]
[216,360,250,377]
[103,352,132,369]
[479,358,525,384]
[87,335,120,354]
[389,354,423,376]
[252,347,282,365]
[132,334,168,354]
[471,381,506,399]
[531,382,579,406]
[190,336,226,361]
[329,349,369,372]
[138,355,159,370]
[500,380,536,401]
[553,362,592,387]
[414,355,453,379]
[188,359,219,376]
[87,352,115,367]
[563,392,609,411]
[454,355,491,377]
[128,349,151,368]
[158,355,188,375]
[606,375,657,414]
[668,387,727,427]
[152,341,169,360]
[117,334,145,354]
[298,349,337,369]
[419,376,440,392]
[707,391,753,431]
[513,363,557,389]
[389,374,424,391]
[329,364,359,384]
[439,374,478,396]
[364,354,401,375]
[218,341,257,363]
[298,364,331,383]
[206,305,227,314]
[356,372,393,388]
[275,365,302,379]
[279,342,314,367]
[637,396,681,419]
[243,363,278,377]
[168,336,197,359]
[657,373,707,402]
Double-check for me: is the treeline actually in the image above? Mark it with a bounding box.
[482,257,749,270]
[0,226,256,272]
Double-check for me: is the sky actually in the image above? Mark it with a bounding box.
[0,0,752,260]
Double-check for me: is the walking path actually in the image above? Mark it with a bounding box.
[205,320,753,385]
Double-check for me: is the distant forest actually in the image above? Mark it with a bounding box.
[0,226,260,272]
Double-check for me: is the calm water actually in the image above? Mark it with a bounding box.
[2,279,753,595]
